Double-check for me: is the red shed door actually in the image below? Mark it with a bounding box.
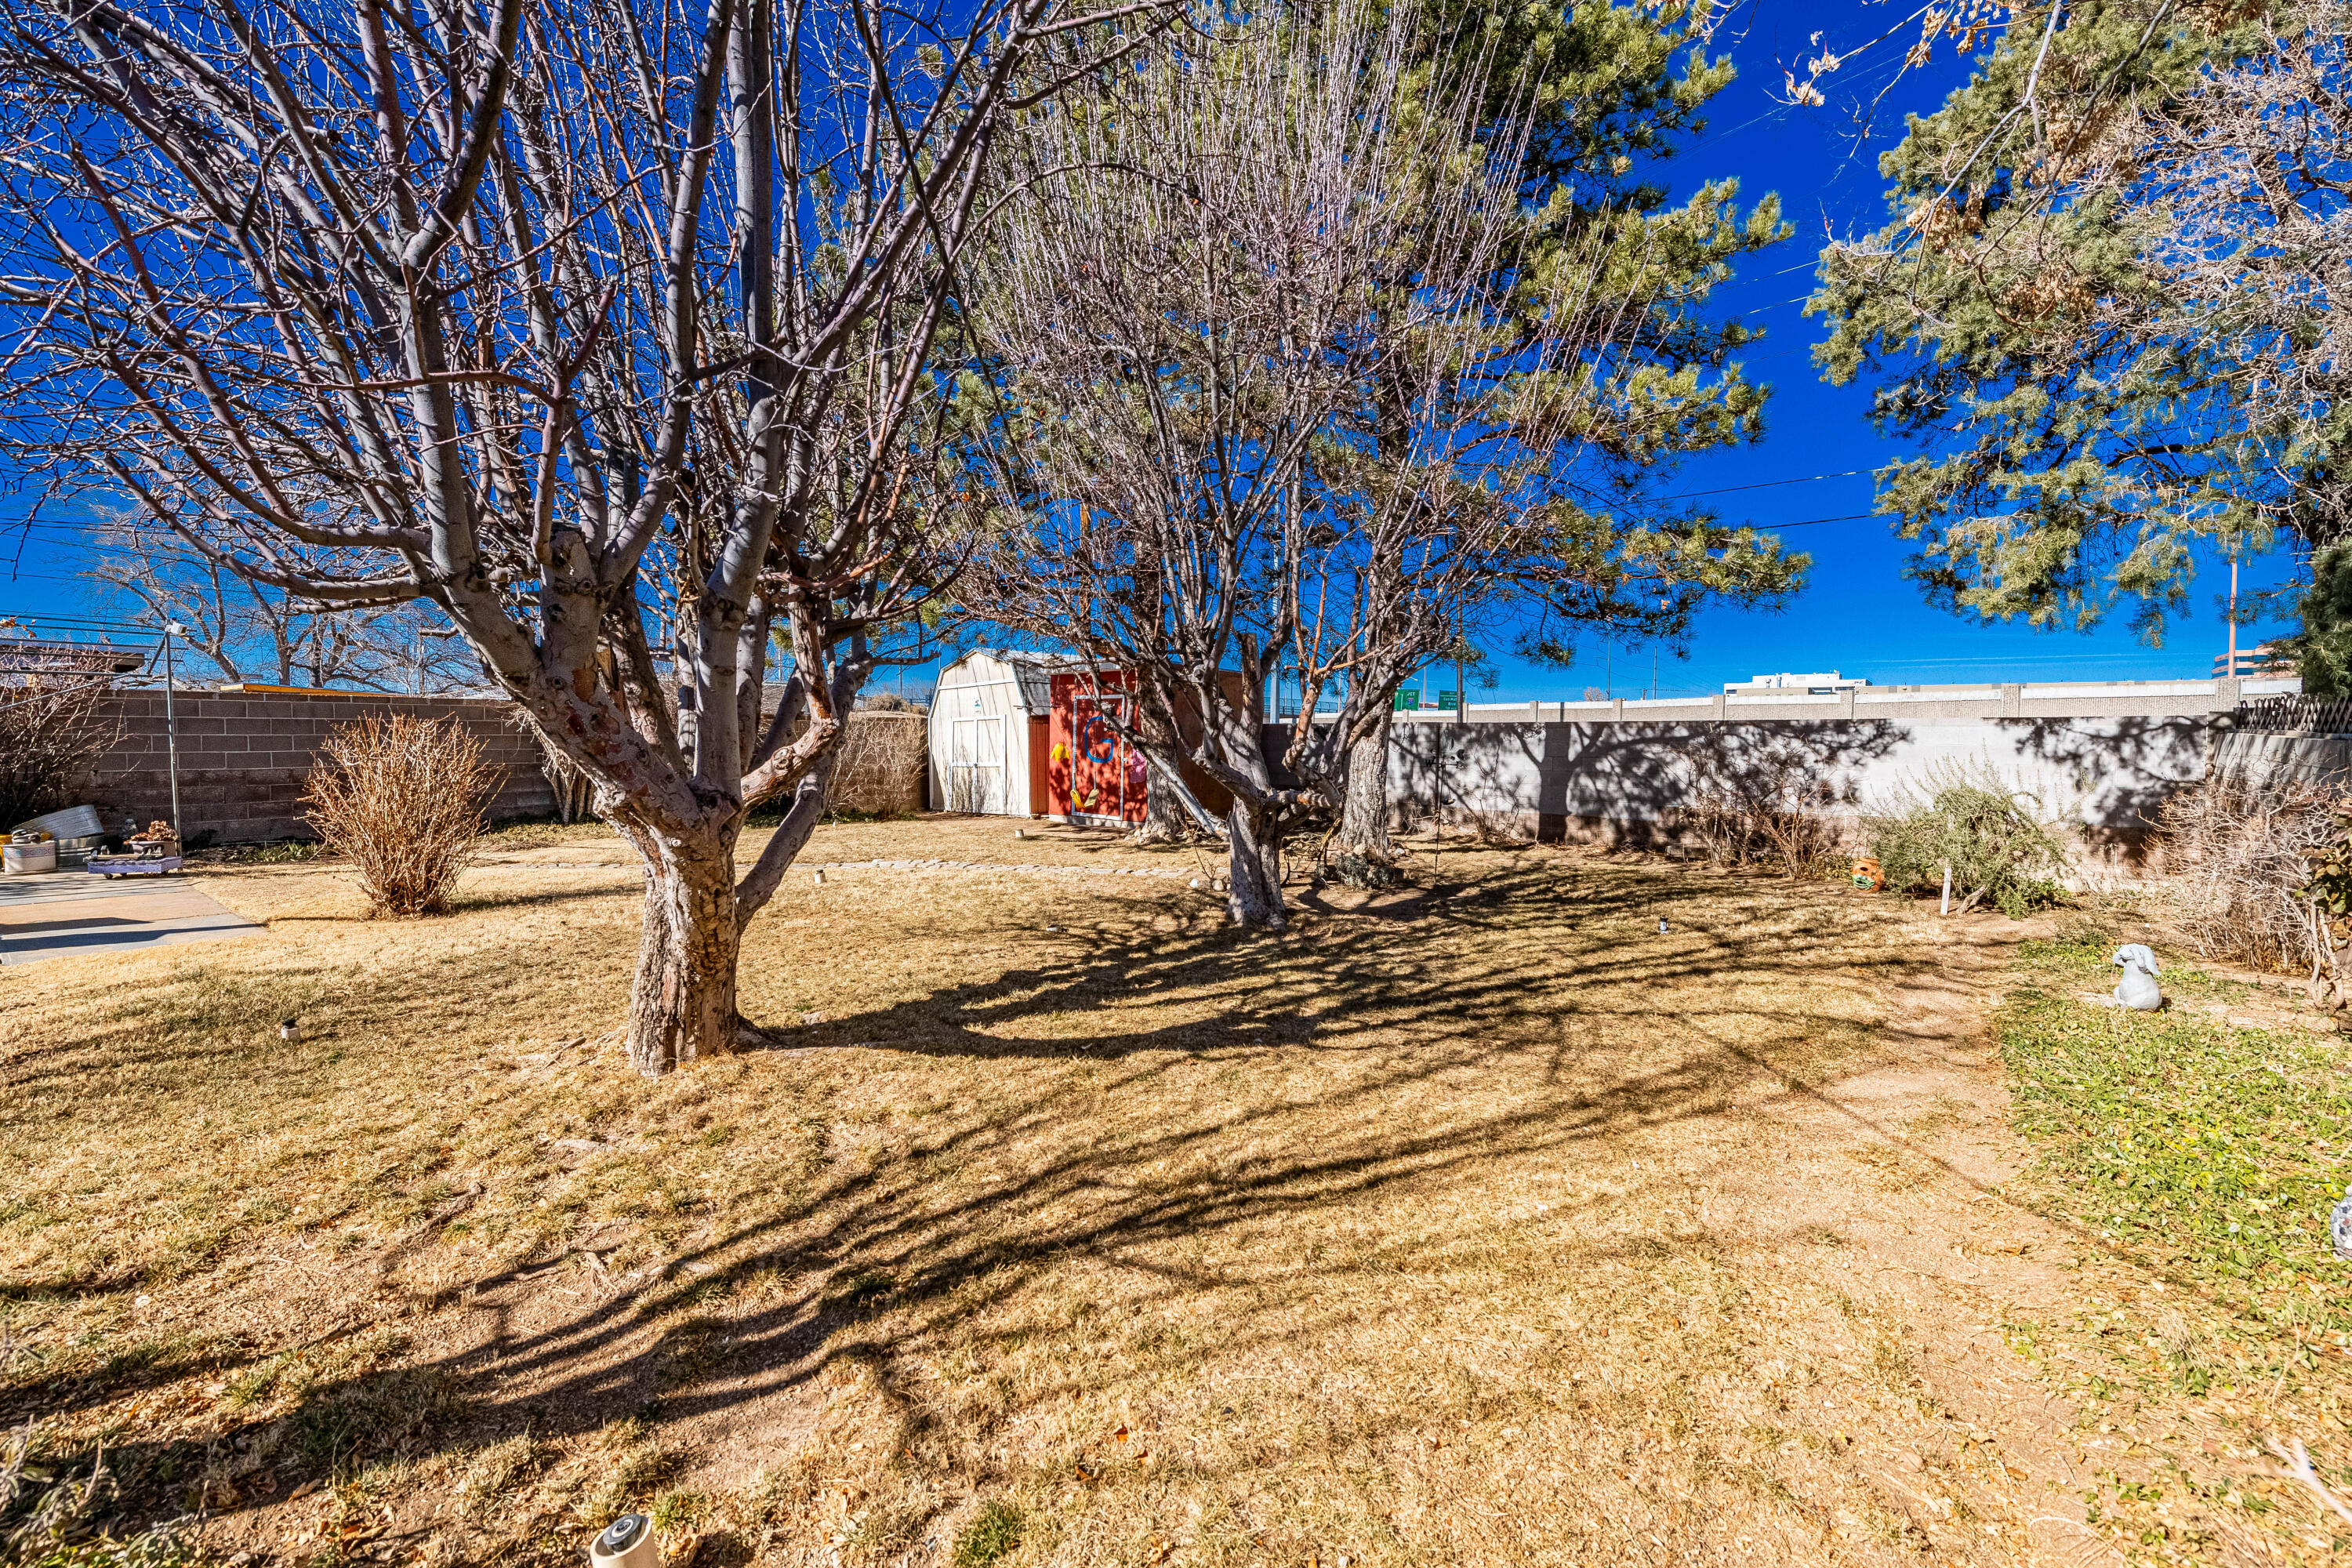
[1069,692,1145,824]
[1046,674,1147,826]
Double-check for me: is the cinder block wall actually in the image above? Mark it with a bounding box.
[87,690,554,844]
[1384,713,2215,866]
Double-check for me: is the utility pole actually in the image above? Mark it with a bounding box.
[1431,659,1443,843]
[2227,557,2239,678]
[1452,645,1466,848]
[162,621,183,836]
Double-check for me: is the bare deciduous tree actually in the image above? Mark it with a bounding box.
[0,668,119,829]
[96,539,477,691]
[965,0,1796,924]
[964,1,1565,924]
[2079,0,2352,684]
[0,0,1150,1071]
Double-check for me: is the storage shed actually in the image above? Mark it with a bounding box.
[927,649,1087,816]
[1039,667,1242,828]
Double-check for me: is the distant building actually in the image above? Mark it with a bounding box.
[2214,644,2295,678]
[1724,671,1870,695]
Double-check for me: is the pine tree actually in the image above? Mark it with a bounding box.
[1809,0,2348,673]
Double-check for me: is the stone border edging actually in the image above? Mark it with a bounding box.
[495,856,1203,882]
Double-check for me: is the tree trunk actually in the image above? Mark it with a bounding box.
[1132,705,1194,844]
[1225,801,1287,930]
[619,823,744,1076]
[1337,709,1393,859]
[539,739,593,824]
[1131,749,1192,843]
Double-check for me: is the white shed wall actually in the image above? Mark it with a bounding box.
[928,652,1039,815]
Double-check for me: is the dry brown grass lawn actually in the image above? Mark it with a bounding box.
[0,817,2343,1566]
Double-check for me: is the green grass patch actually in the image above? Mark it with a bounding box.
[825,1269,896,1311]
[952,1500,1025,1567]
[1996,934,2352,1340]
[13,1534,198,1567]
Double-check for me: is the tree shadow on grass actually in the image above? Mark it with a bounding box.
[0,858,1930,1552]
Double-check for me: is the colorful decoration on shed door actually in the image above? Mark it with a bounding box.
[1045,671,1147,824]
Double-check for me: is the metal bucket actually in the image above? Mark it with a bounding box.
[54,833,106,870]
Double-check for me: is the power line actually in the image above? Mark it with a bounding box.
[0,572,109,586]
[0,611,151,627]
[1769,511,1883,530]
[1660,466,1875,502]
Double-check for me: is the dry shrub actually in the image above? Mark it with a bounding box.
[2158,768,2345,973]
[302,713,495,916]
[1683,737,1847,879]
[831,712,927,817]
[1686,789,1842,877]
[0,673,118,829]
[1450,804,1533,844]
[941,764,991,815]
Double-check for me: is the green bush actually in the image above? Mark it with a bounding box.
[1866,765,2071,918]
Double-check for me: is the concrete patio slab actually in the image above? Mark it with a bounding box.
[0,871,261,966]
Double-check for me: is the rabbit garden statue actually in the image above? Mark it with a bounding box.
[2100,944,2163,1011]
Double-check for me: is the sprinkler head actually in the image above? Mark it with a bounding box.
[590,1512,658,1568]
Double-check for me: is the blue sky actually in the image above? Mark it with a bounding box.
[0,2,2303,696]
[1508,0,2304,702]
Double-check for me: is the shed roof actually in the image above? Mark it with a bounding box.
[942,648,1106,715]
